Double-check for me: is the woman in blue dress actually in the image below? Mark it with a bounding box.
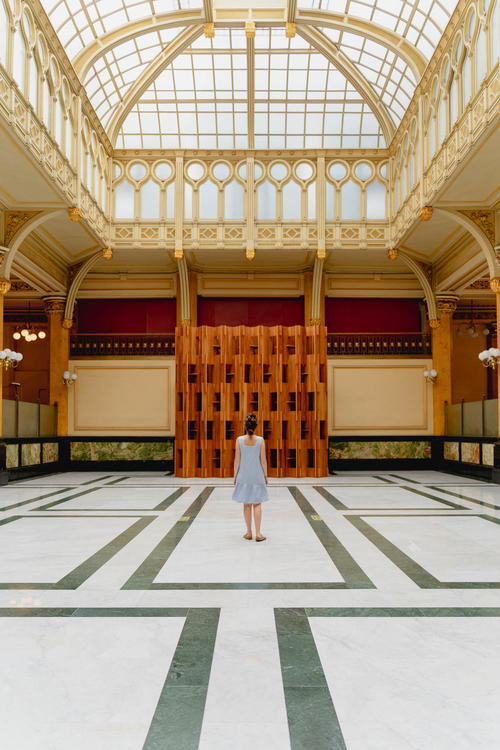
[232,413,269,542]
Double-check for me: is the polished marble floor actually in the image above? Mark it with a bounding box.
[1,470,500,749]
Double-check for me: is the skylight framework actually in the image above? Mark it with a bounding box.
[38,0,202,60]
[298,0,460,59]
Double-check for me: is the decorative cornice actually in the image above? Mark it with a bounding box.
[436,294,459,313]
[467,278,490,290]
[43,296,66,315]
[9,279,36,292]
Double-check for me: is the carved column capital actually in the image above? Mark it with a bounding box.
[428,319,441,329]
[42,296,66,315]
[489,277,500,292]
[436,294,459,313]
[387,247,399,261]
[0,277,11,295]
[420,205,433,222]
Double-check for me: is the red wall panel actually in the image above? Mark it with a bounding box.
[76,299,177,334]
[197,297,304,327]
[326,298,422,333]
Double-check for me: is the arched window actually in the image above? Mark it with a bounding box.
[492,0,499,64]
[449,73,459,126]
[42,77,51,130]
[438,95,447,144]
[224,180,244,220]
[475,23,488,89]
[366,180,386,220]
[115,181,135,219]
[65,115,73,162]
[199,180,218,220]
[282,181,301,220]
[257,181,276,220]
[13,29,27,93]
[28,54,39,111]
[326,181,335,221]
[141,179,160,219]
[307,183,316,220]
[341,180,361,220]
[0,1,7,69]
[462,53,472,105]
[55,95,64,147]
[184,183,193,220]
[428,113,436,161]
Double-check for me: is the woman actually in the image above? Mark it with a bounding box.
[232,413,269,542]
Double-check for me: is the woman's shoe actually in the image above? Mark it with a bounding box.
[255,535,266,542]
[243,533,252,540]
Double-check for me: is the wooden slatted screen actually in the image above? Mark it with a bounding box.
[175,325,328,477]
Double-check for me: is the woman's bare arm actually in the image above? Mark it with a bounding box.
[233,438,240,483]
[260,439,268,483]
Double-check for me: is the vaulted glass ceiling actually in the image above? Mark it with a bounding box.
[37,0,461,148]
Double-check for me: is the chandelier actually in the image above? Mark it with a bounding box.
[13,324,46,342]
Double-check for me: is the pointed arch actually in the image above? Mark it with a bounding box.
[398,250,439,322]
[0,209,65,278]
[434,207,498,278]
[177,256,191,324]
[298,26,395,143]
[107,24,204,146]
[64,251,107,325]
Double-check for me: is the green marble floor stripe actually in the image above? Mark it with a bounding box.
[304,607,500,617]
[275,608,347,750]
[313,484,464,511]
[0,515,155,590]
[388,474,422,484]
[31,486,102,511]
[123,487,214,590]
[313,486,348,510]
[154,487,189,510]
[374,475,397,484]
[395,485,468,509]
[345,513,500,589]
[288,487,374,589]
[0,487,74,512]
[142,608,220,750]
[428,485,500,511]
[0,607,190,617]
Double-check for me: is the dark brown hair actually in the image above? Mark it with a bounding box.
[244,413,258,436]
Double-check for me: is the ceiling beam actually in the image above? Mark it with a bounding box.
[297,9,427,80]
[298,26,395,145]
[203,0,214,24]
[287,0,297,24]
[73,10,203,79]
[107,25,205,146]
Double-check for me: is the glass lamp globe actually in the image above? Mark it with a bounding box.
[20,328,29,337]
[13,331,21,340]
[38,331,46,339]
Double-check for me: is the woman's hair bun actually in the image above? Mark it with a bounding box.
[244,413,258,434]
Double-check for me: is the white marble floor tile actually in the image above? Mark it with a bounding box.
[0,516,137,582]
[12,472,116,486]
[154,486,344,583]
[0,616,185,750]
[45,486,179,510]
[310,616,500,750]
[367,514,500,581]
[318,485,451,509]
[199,608,290,750]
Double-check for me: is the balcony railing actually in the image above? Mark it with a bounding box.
[70,334,176,357]
[327,333,431,357]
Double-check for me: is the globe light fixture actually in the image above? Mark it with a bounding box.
[423,368,438,383]
[63,370,78,386]
[0,349,23,369]
[12,331,21,340]
[478,348,500,368]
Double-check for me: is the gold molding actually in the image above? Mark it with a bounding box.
[436,295,459,313]
[460,210,496,246]
[43,296,66,315]
[245,21,256,38]
[420,206,433,222]
[4,211,42,247]
[387,247,399,261]
[285,22,296,38]
[246,248,255,261]
[62,318,74,329]
[203,22,215,38]
[102,247,113,260]
[489,277,500,293]
[68,207,83,223]
[174,247,184,260]
[428,319,441,329]
[0,278,11,295]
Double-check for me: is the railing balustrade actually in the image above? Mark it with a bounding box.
[327,332,431,357]
[70,333,176,357]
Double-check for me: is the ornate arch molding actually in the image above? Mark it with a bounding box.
[177,256,191,324]
[398,250,439,323]
[298,26,395,143]
[434,208,498,278]
[296,10,427,80]
[0,209,65,279]
[63,249,113,327]
[108,25,205,145]
[73,10,204,79]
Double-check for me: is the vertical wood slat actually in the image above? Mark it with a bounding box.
[175,325,328,477]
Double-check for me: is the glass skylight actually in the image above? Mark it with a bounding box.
[319,28,417,125]
[39,0,202,60]
[298,0,460,59]
[117,29,248,149]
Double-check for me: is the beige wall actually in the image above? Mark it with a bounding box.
[328,358,434,435]
[68,359,175,436]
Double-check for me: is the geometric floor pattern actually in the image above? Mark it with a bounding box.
[1,470,500,749]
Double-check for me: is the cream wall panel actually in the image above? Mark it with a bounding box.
[328,358,433,435]
[198,274,304,297]
[68,359,175,436]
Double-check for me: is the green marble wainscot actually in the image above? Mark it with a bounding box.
[329,440,431,460]
[21,443,41,466]
[444,441,460,461]
[71,441,174,462]
[42,443,59,464]
[6,444,19,469]
[461,442,480,464]
[482,443,495,467]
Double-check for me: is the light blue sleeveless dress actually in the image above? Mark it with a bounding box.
[232,435,270,504]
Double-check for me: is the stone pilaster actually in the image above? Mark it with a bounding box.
[432,295,459,435]
[43,296,70,436]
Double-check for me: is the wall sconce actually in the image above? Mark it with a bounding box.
[478,348,500,368]
[0,349,23,369]
[63,370,77,386]
[423,368,438,383]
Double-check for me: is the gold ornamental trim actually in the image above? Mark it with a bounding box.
[285,22,296,38]
[102,247,113,260]
[68,207,82,223]
[245,21,256,38]
[4,211,42,246]
[387,247,399,261]
[204,23,215,38]
[490,277,500,293]
[460,210,495,245]
[246,248,255,261]
[174,247,184,260]
[436,295,459,313]
[43,296,66,315]
[0,277,11,295]
[62,318,74,329]
[420,206,433,222]
[428,319,441,329]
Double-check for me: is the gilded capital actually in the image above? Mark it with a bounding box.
[285,22,296,38]
[204,22,215,38]
[174,247,184,260]
[245,21,256,38]
[62,318,74,329]
[420,205,433,222]
[43,296,66,315]
[68,207,82,223]
[102,247,113,260]
[428,319,441,329]
[436,295,459,313]
[246,248,255,261]
[489,277,500,292]
[316,247,326,260]
[387,247,399,261]
[0,277,11,295]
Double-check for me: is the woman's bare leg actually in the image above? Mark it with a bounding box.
[243,504,253,536]
[253,503,262,537]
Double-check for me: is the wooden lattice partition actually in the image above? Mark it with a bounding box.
[175,325,328,477]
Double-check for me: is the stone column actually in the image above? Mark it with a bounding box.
[490,278,500,436]
[43,296,70,436]
[431,295,458,434]
[0,278,11,437]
